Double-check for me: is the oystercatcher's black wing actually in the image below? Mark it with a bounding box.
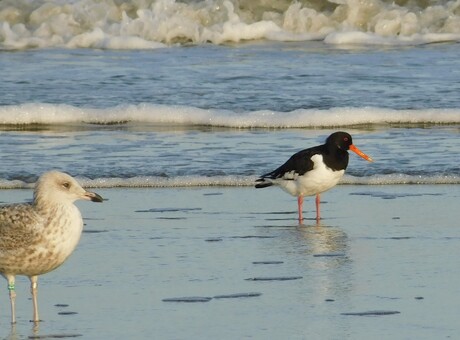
[255,145,324,188]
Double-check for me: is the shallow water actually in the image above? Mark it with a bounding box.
[1,30,460,189]
[0,185,458,339]
[0,125,458,187]
[1,39,459,187]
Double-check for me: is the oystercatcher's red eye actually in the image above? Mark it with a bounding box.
[343,137,348,142]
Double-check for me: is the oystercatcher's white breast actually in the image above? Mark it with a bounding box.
[273,154,345,197]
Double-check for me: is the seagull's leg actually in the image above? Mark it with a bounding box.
[315,194,321,221]
[29,275,40,322]
[297,196,304,223]
[6,275,16,324]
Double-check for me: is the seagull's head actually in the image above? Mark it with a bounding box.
[33,171,103,206]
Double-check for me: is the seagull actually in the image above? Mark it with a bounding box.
[255,131,373,223]
[0,171,103,323]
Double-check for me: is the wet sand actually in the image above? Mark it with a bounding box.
[0,185,459,339]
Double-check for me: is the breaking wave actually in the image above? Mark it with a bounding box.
[1,0,460,50]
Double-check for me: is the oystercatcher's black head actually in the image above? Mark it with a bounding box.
[326,131,373,162]
[326,131,353,150]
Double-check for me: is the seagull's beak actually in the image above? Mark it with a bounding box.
[349,144,374,162]
[83,191,104,203]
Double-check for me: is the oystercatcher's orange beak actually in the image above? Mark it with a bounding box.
[349,144,373,162]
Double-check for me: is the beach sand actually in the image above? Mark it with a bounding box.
[0,185,458,339]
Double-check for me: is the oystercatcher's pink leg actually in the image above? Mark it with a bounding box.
[315,194,321,221]
[297,196,304,222]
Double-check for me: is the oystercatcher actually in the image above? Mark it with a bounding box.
[255,131,373,223]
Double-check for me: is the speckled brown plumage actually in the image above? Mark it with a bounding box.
[0,171,103,324]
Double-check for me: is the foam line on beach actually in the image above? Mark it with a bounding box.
[0,174,458,190]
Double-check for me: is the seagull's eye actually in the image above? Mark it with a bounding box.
[62,182,71,189]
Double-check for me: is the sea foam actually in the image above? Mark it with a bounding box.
[1,0,460,50]
[0,103,458,128]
